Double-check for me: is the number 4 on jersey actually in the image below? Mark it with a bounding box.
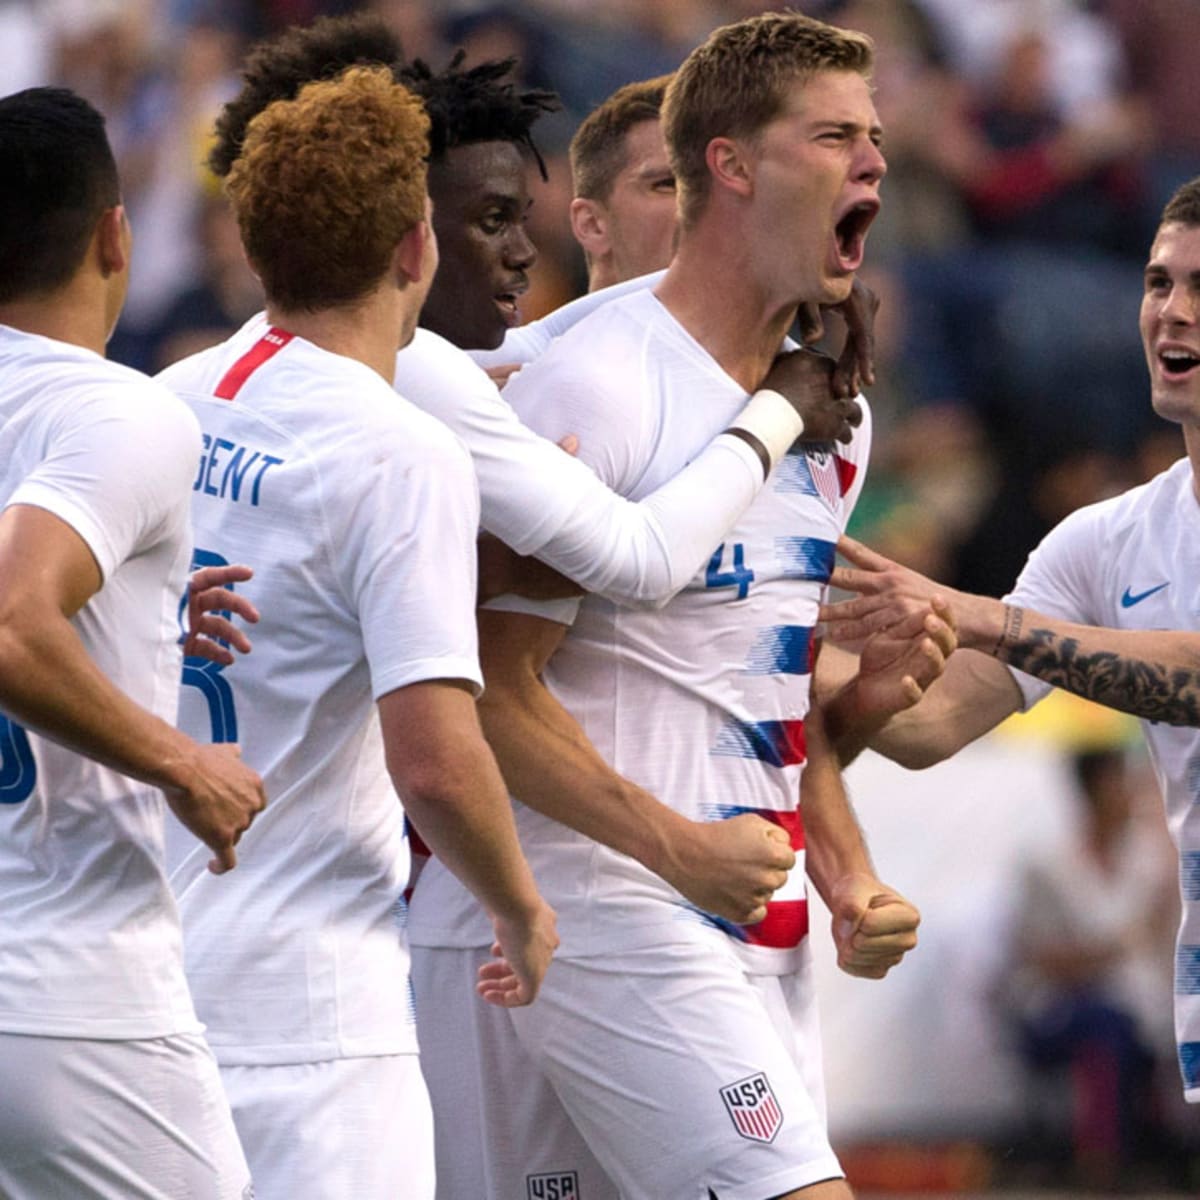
[706,542,754,600]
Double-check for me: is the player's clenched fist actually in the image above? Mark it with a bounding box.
[164,742,267,875]
[827,871,920,980]
[662,813,796,925]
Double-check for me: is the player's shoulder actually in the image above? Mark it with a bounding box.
[0,326,196,446]
[394,327,496,406]
[1053,457,1190,544]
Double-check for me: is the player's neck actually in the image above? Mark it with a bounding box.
[0,283,110,357]
[658,239,796,392]
[265,290,405,384]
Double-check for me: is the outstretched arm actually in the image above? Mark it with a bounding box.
[476,608,796,924]
[824,534,1200,727]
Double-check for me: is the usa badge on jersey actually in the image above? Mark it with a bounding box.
[720,1072,784,1143]
[526,1170,580,1200]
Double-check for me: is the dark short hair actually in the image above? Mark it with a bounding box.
[210,14,405,179]
[400,52,559,180]
[570,75,671,202]
[1161,177,1200,230]
[211,16,559,181]
[0,87,120,304]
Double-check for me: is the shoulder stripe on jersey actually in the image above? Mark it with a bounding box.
[712,718,806,768]
[214,328,294,401]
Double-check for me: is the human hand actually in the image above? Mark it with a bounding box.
[761,349,862,445]
[184,563,259,665]
[835,600,958,724]
[477,899,559,1007]
[821,535,992,649]
[165,742,266,875]
[827,872,920,979]
[795,278,879,398]
[662,814,796,924]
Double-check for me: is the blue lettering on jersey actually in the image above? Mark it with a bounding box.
[0,714,36,804]
[193,433,284,507]
[706,542,754,600]
[178,548,240,744]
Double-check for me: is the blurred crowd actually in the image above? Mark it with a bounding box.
[5,0,1196,601]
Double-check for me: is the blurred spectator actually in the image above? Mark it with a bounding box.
[146,191,264,371]
[997,748,1177,1188]
[1105,0,1200,224]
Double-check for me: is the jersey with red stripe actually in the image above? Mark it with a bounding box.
[409,290,870,975]
[156,317,482,1065]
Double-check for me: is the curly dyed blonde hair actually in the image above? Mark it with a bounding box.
[663,12,873,230]
[226,65,429,311]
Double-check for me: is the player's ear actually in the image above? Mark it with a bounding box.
[95,204,130,279]
[707,136,753,198]
[394,220,431,285]
[569,197,611,260]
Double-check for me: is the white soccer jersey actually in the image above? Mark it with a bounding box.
[1005,455,1200,1100]
[0,324,200,1039]
[158,320,482,1066]
[409,289,871,974]
[395,324,766,605]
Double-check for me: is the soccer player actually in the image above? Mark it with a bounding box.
[818,176,1200,1107]
[408,14,918,1199]
[0,86,265,1197]
[568,75,678,294]
[203,15,870,925]
[158,67,556,1199]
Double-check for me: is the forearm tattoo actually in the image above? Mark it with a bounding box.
[994,605,1200,726]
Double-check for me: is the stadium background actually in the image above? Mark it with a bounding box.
[5,0,1199,1193]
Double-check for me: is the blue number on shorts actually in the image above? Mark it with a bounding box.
[179,547,239,744]
[0,714,36,804]
[705,542,754,600]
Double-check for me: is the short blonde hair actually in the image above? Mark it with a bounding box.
[663,12,873,229]
[226,65,429,310]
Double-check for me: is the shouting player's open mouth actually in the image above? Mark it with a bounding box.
[830,198,880,274]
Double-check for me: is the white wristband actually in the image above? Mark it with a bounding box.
[727,388,804,471]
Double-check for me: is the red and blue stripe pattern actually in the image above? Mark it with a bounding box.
[696,806,808,950]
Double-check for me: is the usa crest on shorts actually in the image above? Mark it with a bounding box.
[720,1071,784,1143]
[526,1170,580,1199]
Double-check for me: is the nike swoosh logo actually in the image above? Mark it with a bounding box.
[1120,582,1169,608]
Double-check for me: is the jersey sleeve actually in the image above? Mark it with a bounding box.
[470,270,666,370]
[7,381,199,581]
[1004,504,1109,711]
[329,414,484,700]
